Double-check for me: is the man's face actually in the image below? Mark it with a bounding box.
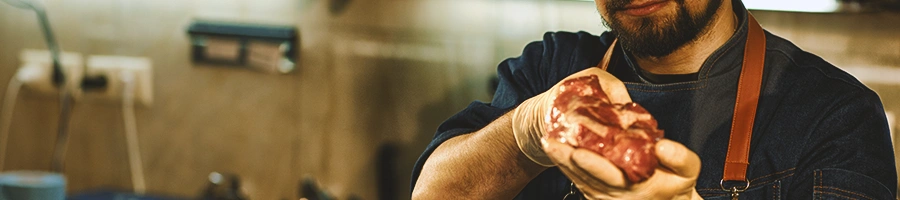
[595,0,724,58]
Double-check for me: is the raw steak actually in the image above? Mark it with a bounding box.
[546,75,664,183]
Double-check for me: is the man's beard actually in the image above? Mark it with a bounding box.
[603,0,723,58]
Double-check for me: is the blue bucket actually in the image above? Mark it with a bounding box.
[0,171,66,200]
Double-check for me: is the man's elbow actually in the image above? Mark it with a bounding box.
[411,164,440,199]
[411,180,445,200]
[412,166,466,199]
[410,185,429,200]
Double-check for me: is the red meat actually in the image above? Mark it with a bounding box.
[546,75,664,183]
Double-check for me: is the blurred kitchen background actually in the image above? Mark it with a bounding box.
[0,0,897,199]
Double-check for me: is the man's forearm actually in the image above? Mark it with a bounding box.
[413,113,548,199]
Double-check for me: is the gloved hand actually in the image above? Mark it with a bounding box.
[513,67,702,199]
[511,67,632,167]
[544,137,702,200]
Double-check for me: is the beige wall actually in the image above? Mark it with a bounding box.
[0,0,898,199]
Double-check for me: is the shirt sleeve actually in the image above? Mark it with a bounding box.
[786,90,898,199]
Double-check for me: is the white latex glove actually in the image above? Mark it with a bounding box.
[511,67,632,167]
[544,131,703,200]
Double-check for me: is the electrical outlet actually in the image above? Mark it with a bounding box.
[85,55,153,106]
[17,49,84,98]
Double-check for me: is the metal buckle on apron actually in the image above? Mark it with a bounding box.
[720,179,750,200]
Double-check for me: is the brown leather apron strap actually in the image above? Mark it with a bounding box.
[723,13,766,183]
[596,12,768,195]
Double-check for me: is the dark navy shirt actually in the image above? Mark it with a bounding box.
[412,1,897,199]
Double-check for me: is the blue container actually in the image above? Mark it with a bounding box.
[0,171,66,200]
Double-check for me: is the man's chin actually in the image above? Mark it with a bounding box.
[611,19,669,38]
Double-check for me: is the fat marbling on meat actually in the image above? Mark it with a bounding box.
[545,75,664,183]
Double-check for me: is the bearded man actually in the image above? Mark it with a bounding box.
[411,0,897,199]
